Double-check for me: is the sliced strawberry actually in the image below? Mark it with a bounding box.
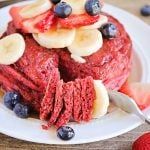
[120,82,150,110]
[9,6,24,29]
[22,11,55,33]
[59,14,100,28]
[34,11,56,33]
[10,6,55,33]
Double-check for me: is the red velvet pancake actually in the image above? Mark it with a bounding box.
[0,12,132,127]
[58,13,132,90]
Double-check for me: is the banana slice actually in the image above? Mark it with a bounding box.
[68,29,103,57]
[92,80,109,119]
[0,34,25,65]
[20,0,52,19]
[63,0,86,14]
[33,28,76,49]
[80,15,108,30]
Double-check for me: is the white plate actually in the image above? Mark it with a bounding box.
[0,1,150,145]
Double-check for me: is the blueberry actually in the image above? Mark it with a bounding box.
[57,126,75,141]
[85,0,102,16]
[13,103,29,118]
[100,23,117,39]
[3,92,21,110]
[54,2,72,18]
[141,5,150,16]
[51,0,61,4]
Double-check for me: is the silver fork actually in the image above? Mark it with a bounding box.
[108,90,150,124]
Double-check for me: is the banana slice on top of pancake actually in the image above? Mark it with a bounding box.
[20,0,52,19]
[0,33,25,65]
[33,28,76,49]
[68,29,103,57]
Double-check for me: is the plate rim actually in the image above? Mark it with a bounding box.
[0,1,150,145]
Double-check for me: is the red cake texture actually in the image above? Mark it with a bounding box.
[55,81,74,128]
[59,13,132,90]
[0,67,42,111]
[82,76,96,121]
[73,79,82,122]
[47,80,64,127]
[0,12,132,127]
[40,68,60,120]
[15,36,59,91]
[0,24,59,111]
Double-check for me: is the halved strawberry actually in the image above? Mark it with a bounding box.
[58,14,100,28]
[120,82,150,110]
[22,11,55,33]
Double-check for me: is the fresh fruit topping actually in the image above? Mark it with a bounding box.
[120,82,150,110]
[0,34,25,65]
[34,11,55,33]
[92,80,109,118]
[68,29,103,57]
[54,2,72,18]
[33,28,76,48]
[51,0,61,4]
[100,22,117,39]
[20,0,52,19]
[132,133,150,150]
[10,6,55,33]
[59,13,100,28]
[57,126,75,141]
[80,15,108,29]
[3,92,21,110]
[140,5,150,16]
[63,0,86,14]
[13,103,29,118]
[85,0,102,16]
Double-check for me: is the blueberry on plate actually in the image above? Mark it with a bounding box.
[100,23,117,39]
[57,126,75,141]
[85,0,102,16]
[13,103,29,118]
[141,5,150,16]
[54,2,72,18]
[3,91,21,110]
[51,0,61,4]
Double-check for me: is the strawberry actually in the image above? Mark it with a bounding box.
[120,82,150,110]
[10,6,55,33]
[132,133,150,150]
[22,11,55,33]
[58,14,100,28]
[34,11,56,33]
